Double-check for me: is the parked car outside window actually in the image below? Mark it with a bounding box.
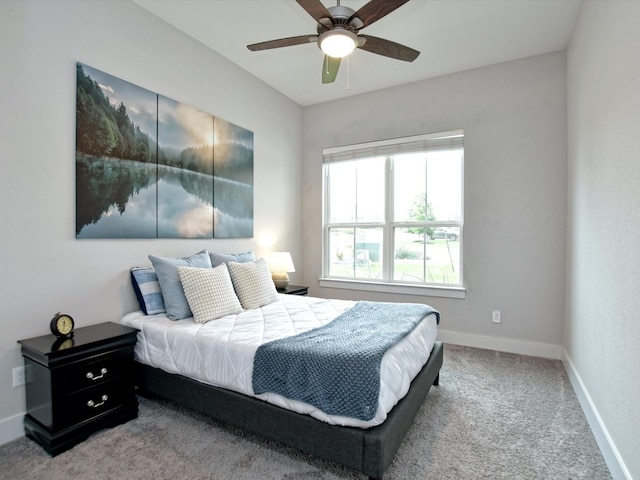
[430,228,458,241]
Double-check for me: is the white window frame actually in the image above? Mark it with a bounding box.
[320,130,466,298]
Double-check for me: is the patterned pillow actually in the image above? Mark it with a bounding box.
[209,251,256,268]
[148,251,212,320]
[130,267,166,315]
[227,258,279,310]
[178,265,243,324]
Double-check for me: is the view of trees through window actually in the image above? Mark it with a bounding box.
[323,132,463,287]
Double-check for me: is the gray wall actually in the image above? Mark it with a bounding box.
[0,0,302,438]
[302,51,568,358]
[566,2,640,478]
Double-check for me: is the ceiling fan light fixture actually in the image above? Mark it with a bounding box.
[319,29,357,58]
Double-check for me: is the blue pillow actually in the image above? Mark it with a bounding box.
[149,250,212,320]
[130,267,166,315]
[209,251,255,267]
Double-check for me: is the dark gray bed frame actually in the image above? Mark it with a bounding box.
[135,341,443,480]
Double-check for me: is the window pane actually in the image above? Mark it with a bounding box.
[393,227,427,282]
[328,158,385,224]
[427,149,462,221]
[328,162,356,223]
[393,153,426,222]
[427,226,461,284]
[394,227,461,284]
[328,227,383,280]
[356,157,385,223]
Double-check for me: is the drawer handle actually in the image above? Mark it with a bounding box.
[87,395,108,408]
[86,367,108,381]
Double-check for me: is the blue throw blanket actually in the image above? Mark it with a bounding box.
[252,301,439,421]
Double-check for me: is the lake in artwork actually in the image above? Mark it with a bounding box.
[76,157,253,238]
[75,62,254,239]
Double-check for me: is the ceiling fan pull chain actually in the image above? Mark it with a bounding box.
[346,55,350,91]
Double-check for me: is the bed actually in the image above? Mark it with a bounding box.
[122,252,443,479]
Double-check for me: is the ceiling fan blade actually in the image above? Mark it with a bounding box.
[358,35,420,62]
[247,35,317,51]
[322,55,341,84]
[296,0,333,28]
[349,0,410,30]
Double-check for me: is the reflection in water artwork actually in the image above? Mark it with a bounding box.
[75,63,253,239]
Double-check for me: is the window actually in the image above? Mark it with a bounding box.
[322,130,464,291]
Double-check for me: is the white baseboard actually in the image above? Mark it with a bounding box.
[562,350,631,480]
[437,329,562,359]
[0,412,24,446]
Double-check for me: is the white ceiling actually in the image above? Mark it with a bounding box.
[133,0,582,107]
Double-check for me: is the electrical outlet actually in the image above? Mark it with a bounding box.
[13,366,26,387]
[492,310,502,324]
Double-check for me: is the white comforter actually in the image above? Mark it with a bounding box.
[120,294,438,429]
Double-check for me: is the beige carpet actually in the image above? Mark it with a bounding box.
[0,344,611,479]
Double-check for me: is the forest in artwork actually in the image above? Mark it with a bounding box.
[76,64,155,163]
[75,63,254,239]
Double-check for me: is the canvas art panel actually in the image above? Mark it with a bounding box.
[76,63,158,238]
[213,117,254,238]
[157,95,214,238]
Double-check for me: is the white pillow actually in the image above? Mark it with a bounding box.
[178,264,242,323]
[227,258,279,310]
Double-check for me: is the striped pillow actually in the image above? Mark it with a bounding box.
[130,267,166,315]
[227,258,279,310]
[178,264,243,324]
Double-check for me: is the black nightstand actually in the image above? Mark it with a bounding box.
[279,284,309,296]
[18,322,139,456]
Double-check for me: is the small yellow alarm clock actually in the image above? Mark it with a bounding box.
[50,313,74,337]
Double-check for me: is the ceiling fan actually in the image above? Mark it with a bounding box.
[247,0,420,84]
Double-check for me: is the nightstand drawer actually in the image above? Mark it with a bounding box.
[56,347,134,395]
[60,380,135,428]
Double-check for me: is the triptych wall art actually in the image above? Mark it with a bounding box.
[75,62,254,239]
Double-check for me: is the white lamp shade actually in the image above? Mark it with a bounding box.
[267,252,295,274]
[268,252,295,290]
